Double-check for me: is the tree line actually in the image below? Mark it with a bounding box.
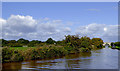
[1,38,56,47]
[1,35,104,49]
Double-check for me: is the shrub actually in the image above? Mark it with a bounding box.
[2,48,13,63]
[2,48,23,63]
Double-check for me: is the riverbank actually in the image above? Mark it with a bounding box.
[2,45,103,63]
[2,45,86,63]
[2,35,104,63]
[109,46,120,50]
[2,47,118,69]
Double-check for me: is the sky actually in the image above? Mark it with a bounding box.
[1,2,118,42]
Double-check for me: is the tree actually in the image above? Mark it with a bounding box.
[80,36,92,49]
[17,38,29,45]
[91,38,104,48]
[1,39,8,47]
[111,42,114,46]
[114,42,120,46]
[65,35,80,48]
[28,40,41,47]
[46,38,56,44]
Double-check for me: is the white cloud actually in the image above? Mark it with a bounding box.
[1,15,71,41]
[1,15,118,42]
[6,15,37,33]
[63,27,71,33]
[75,23,118,42]
[0,18,6,24]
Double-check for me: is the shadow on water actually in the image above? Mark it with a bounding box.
[2,45,118,69]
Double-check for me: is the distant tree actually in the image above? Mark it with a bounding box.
[17,38,29,45]
[4,40,23,47]
[111,42,114,46]
[56,40,64,45]
[46,38,56,44]
[114,42,120,46]
[8,40,16,43]
[1,39,8,47]
[28,40,41,47]
[30,40,41,44]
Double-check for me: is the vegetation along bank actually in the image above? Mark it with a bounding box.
[2,35,104,63]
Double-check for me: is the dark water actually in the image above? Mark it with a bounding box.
[2,46,118,69]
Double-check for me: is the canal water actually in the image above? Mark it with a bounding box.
[2,46,118,69]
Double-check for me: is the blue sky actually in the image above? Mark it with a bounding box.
[1,2,118,42]
[3,2,118,25]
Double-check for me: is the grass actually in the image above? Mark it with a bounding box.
[116,46,120,49]
[109,46,120,50]
[9,47,36,50]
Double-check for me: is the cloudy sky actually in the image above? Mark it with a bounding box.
[1,2,118,42]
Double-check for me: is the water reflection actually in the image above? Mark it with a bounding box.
[64,52,92,69]
[2,46,118,69]
[3,62,22,69]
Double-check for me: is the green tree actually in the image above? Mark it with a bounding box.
[111,42,114,46]
[1,39,8,47]
[91,38,104,48]
[17,38,29,45]
[65,35,80,48]
[114,42,120,46]
[28,40,41,47]
[80,36,92,49]
[46,38,56,44]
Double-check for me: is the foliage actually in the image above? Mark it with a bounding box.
[91,38,104,48]
[17,38,29,45]
[28,40,42,47]
[2,35,104,63]
[2,48,23,63]
[111,42,114,46]
[79,36,92,50]
[46,38,56,44]
[64,35,94,51]
[65,35,80,48]
[114,42,120,46]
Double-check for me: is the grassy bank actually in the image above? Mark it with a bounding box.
[116,46,120,49]
[109,46,120,50]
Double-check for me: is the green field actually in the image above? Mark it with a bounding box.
[9,47,36,50]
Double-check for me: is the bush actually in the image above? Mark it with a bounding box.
[79,47,91,52]
[2,48,13,63]
[2,48,23,63]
